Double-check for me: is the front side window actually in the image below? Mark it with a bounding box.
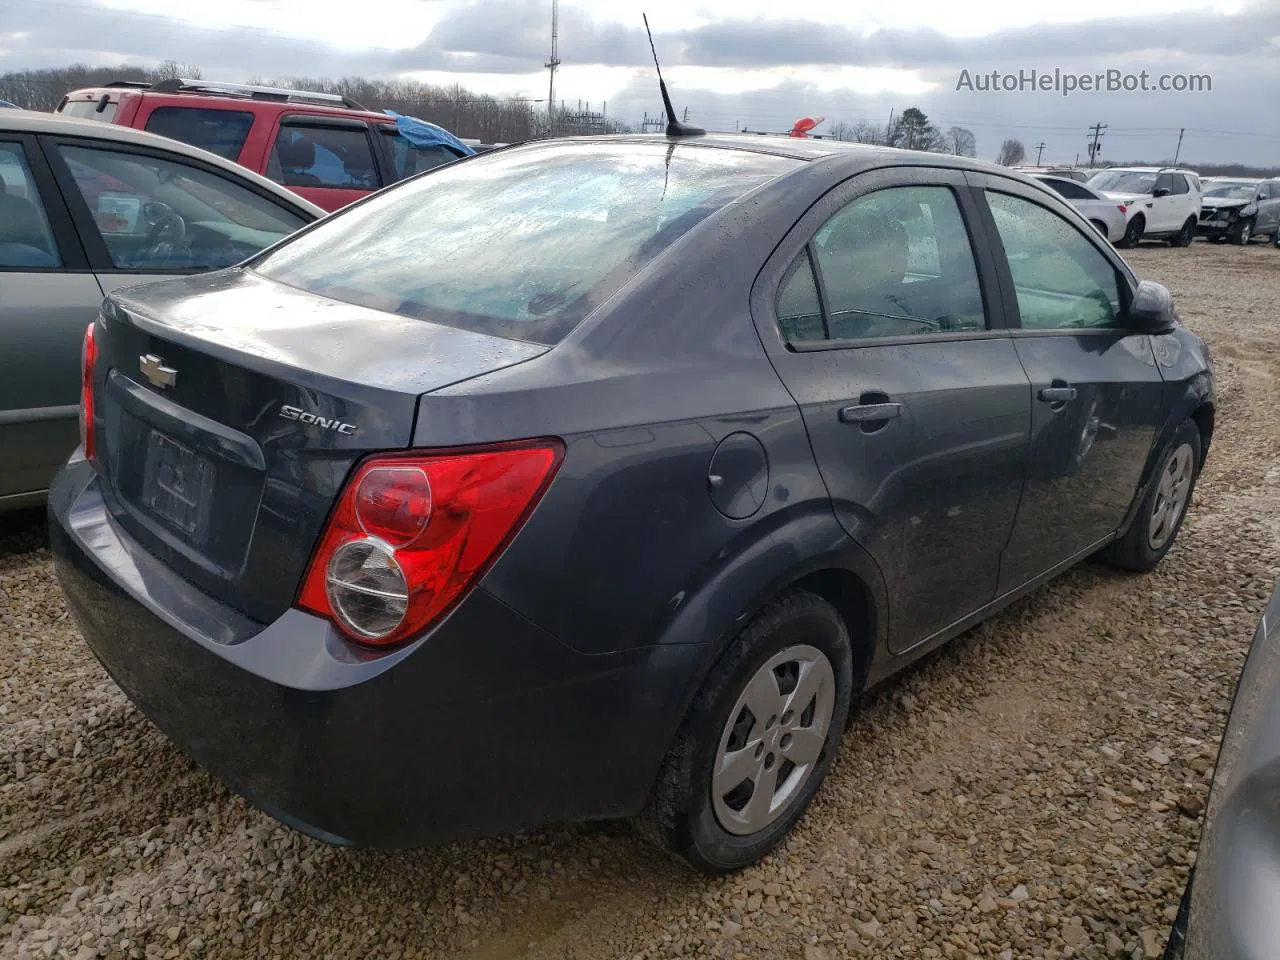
[806,185,987,340]
[144,107,254,161]
[986,191,1123,331]
[0,141,61,268]
[268,124,379,190]
[57,144,309,271]
[1169,175,1189,195]
[253,142,799,345]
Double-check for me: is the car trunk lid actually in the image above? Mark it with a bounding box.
[93,269,547,625]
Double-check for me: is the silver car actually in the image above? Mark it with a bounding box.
[1032,174,1126,243]
[1165,577,1280,959]
[1197,177,1280,245]
[0,110,323,512]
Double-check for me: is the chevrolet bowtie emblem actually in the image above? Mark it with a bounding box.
[139,354,177,388]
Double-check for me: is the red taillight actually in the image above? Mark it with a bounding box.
[1117,203,1128,213]
[79,322,97,463]
[296,440,564,646]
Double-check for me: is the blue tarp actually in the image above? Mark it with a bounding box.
[382,110,475,156]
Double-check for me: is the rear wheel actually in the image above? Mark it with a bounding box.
[1089,219,1109,238]
[1102,419,1202,572]
[1169,217,1197,247]
[635,590,853,874]
[1117,215,1145,248]
[1228,218,1253,245]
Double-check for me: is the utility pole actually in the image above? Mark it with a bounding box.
[1034,141,1046,165]
[545,0,561,133]
[1173,127,1185,165]
[886,107,895,146]
[1087,122,1107,167]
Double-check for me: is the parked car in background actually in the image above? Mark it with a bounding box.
[55,78,474,212]
[1088,167,1202,248]
[0,109,321,512]
[50,134,1213,876]
[1015,166,1093,183]
[1162,576,1280,960]
[1196,177,1280,245]
[1031,173,1127,243]
[0,100,19,109]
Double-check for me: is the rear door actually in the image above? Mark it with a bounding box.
[39,133,314,299]
[755,166,1031,653]
[966,172,1166,591]
[0,134,102,502]
[264,114,382,211]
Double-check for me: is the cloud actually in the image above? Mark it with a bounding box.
[2,0,1278,163]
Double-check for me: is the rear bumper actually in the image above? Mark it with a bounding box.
[49,459,707,847]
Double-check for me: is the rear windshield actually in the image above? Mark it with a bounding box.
[251,142,800,344]
[59,99,117,122]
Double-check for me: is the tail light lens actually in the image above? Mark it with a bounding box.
[1117,203,1128,213]
[79,322,98,464]
[296,439,564,646]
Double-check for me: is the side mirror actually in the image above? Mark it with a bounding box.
[1125,280,1176,333]
[1152,186,1171,198]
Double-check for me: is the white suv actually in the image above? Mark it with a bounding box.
[1085,166,1202,248]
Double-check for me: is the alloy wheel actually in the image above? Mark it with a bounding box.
[711,644,836,836]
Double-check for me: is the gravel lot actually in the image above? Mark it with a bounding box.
[3,242,1279,960]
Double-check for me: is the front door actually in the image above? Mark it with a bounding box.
[757,168,1031,652]
[968,175,1167,591]
[0,135,102,502]
[1256,181,1280,236]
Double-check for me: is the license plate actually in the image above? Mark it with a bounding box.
[141,431,214,537]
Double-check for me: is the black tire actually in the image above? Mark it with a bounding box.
[1102,419,1202,572]
[635,590,853,874]
[1227,218,1253,245]
[1169,217,1197,247]
[1117,215,1145,249]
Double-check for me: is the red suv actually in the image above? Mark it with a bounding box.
[55,79,476,212]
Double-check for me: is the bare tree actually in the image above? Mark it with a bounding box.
[997,138,1027,166]
[946,126,977,157]
[153,60,203,81]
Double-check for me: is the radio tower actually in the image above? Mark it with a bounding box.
[545,0,561,128]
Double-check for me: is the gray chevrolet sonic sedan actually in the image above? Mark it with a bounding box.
[48,132,1214,874]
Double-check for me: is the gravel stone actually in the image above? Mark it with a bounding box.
[1,244,1276,959]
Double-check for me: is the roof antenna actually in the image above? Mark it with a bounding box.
[643,13,704,138]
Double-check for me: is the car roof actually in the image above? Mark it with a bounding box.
[530,132,1026,175]
[63,85,394,124]
[0,109,326,217]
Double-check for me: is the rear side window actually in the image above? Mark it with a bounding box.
[268,123,379,190]
[1040,178,1092,200]
[253,142,799,345]
[144,107,254,161]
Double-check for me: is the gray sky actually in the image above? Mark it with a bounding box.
[2,0,1277,164]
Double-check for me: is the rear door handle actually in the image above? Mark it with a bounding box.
[839,402,901,423]
[1038,386,1077,404]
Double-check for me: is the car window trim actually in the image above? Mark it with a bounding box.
[963,175,1137,335]
[0,132,91,273]
[36,132,315,275]
[750,165,1009,355]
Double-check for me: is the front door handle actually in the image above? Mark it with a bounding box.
[1038,386,1078,404]
[839,402,901,423]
